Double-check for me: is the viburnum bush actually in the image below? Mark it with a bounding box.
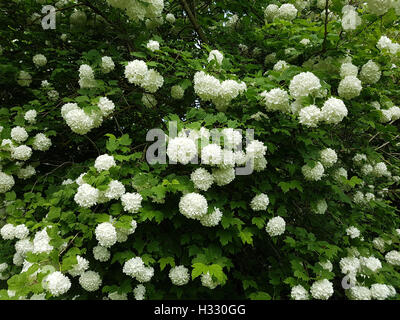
[0,0,400,301]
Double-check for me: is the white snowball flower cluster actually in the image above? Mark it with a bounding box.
[290,285,309,300]
[93,245,111,262]
[1,224,16,240]
[360,60,381,84]
[264,4,279,21]
[171,85,184,99]
[104,180,125,200]
[167,137,197,164]
[94,154,116,172]
[260,88,290,113]
[333,167,348,182]
[166,13,175,23]
[370,283,392,300]
[298,105,322,127]
[273,60,289,72]
[11,145,32,161]
[208,50,224,65]
[32,133,52,151]
[179,192,208,220]
[300,38,311,46]
[169,265,190,286]
[68,255,89,277]
[62,107,94,135]
[24,110,37,124]
[321,97,348,124]
[95,223,117,248]
[265,216,286,236]
[121,192,143,213]
[78,64,96,88]
[377,36,400,55]
[341,6,362,31]
[101,56,115,73]
[373,162,390,177]
[212,167,235,186]
[201,143,222,165]
[338,76,362,100]
[385,250,400,266]
[79,271,102,291]
[366,0,392,15]
[302,162,324,181]
[201,272,219,289]
[310,279,334,300]
[14,224,29,239]
[277,3,298,20]
[359,256,382,272]
[340,256,360,275]
[193,71,246,111]
[250,193,269,211]
[108,291,128,300]
[319,260,333,272]
[380,106,400,123]
[98,97,116,117]
[0,172,15,193]
[33,54,47,67]
[190,168,214,191]
[32,229,53,254]
[116,219,137,243]
[147,40,160,52]
[44,272,71,297]
[289,72,321,99]
[349,286,372,300]
[124,59,164,93]
[123,257,154,283]
[313,199,328,214]
[11,126,28,143]
[200,207,223,227]
[340,62,358,78]
[106,0,164,22]
[74,183,99,208]
[346,226,360,239]
[320,148,337,168]
[17,71,32,87]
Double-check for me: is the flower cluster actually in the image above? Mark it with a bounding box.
[123,257,154,283]
[124,59,164,93]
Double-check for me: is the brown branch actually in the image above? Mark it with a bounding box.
[179,0,208,43]
[322,0,330,53]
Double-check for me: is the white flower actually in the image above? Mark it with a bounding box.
[373,237,386,251]
[291,285,309,300]
[370,283,391,300]
[366,0,392,15]
[147,40,160,52]
[313,199,328,214]
[260,88,290,112]
[338,76,362,99]
[169,265,190,286]
[264,4,279,21]
[359,256,382,272]
[121,192,143,213]
[340,62,358,78]
[360,60,381,84]
[179,192,208,220]
[11,126,28,143]
[74,184,99,208]
[246,140,267,160]
[385,250,400,266]
[212,167,235,186]
[32,133,52,151]
[208,50,223,65]
[201,272,218,289]
[321,97,348,124]
[64,108,94,135]
[32,229,53,254]
[166,13,176,23]
[320,148,337,168]
[190,168,214,191]
[265,216,285,236]
[44,272,71,297]
[302,162,324,181]
[349,286,371,300]
[124,59,148,85]
[33,54,47,67]
[1,224,16,240]
[201,143,222,165]
[346,226,360,239]
[319,260,333,272]
[300,38,311,46]
[221,128,242,149]
[122,257,154,283]
[11,145,32,161]
[94,154,116,172]
[104,180,125,200]
[95,222,117,248]
[167,137,197,164]
[79,271,102,292]
[14,224,29,239]
[48,90,59,101]
[93,245,110,262]
[78,64,96,88]
[171,85,184,99]
[273,60,289,72]
[69,256,90,277]
[0,172,15,194]
[289,72,321,99]
[340,256,360,274]
[373,162,389,177]
[200,207,223,227]
[108,291,128,300]
[98,97,115,117]
[298,105,322,127]
[310,279,334,300]
[250,193,269,211]
[101,56,115,73]
[277,4,298,20]
[24,110,37,124]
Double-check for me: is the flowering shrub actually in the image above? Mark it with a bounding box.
[0,0,400,301]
